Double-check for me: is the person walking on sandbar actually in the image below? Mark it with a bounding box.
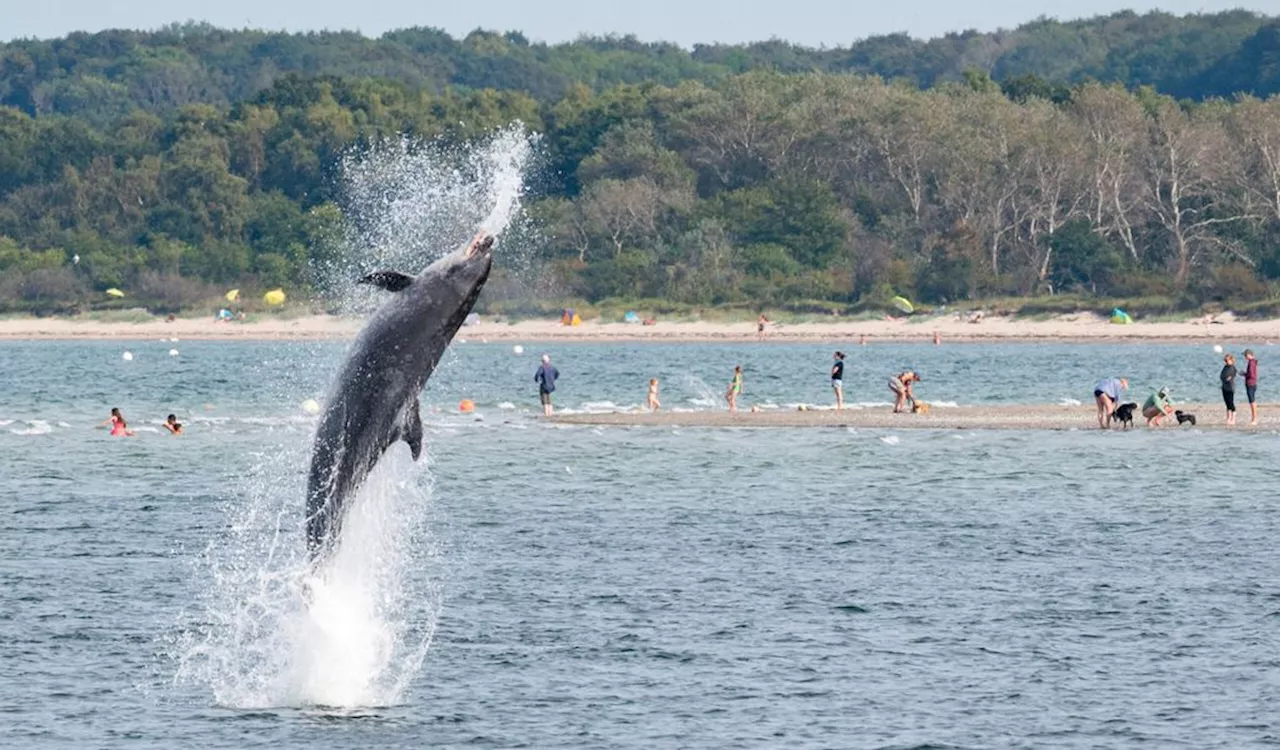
[1243,349,1260,426]
[535,354,560,416]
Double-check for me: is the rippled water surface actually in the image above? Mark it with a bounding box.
[3,340,1279,748]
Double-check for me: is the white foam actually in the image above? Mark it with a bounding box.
[879,435,900,445]
[11,419,53,435]
[497,402,516,410]
[1058,398,1083,407]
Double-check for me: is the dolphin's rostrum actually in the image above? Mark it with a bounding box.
[305,230,494,560]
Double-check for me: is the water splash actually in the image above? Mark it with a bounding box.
[174,125,533,709]
[320,124,537,313]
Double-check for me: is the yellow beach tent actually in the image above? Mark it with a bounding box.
[263,289,286,306]
[225,289,240,302]
[105,288,125,298]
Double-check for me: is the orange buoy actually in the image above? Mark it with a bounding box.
[459,399,475,413]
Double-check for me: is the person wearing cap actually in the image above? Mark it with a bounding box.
[1220,353,1239,426]
[889,370,921,413]
[1243,349,1260,426]
[1142,386,1174,428]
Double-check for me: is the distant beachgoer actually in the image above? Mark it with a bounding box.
[101,407,134,437]
[534,354,559,417]
[1093,377,1128,429]
[1244,349,1259,426]
[1143,387,1175,428]
[1220,354,1238,426]
[647,379,661,412]
[163,414,183,435]
[831,352,845,410]
[859,334,867,346]
[933,331,941,345]
[726,365,743,413]
[757,315,770,340]
[889,371,920,414]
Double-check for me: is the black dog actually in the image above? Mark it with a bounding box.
[1176,410,1196,426]
[1113,402,1138,429]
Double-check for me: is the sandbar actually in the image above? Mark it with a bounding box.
[546,404,1274,431]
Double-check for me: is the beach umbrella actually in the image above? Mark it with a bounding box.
[891,296,914,314]
[105,288,125,298]
[263,289,286,306]
[225,289,240,302]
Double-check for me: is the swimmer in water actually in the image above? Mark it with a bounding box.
[163,414,183,435]
[100,407,134,437]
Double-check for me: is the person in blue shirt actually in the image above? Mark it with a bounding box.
[535,354,560,416]
[1093,377,1128,429]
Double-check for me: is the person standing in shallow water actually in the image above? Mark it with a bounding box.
[1221,354,1238,426]
[535,354,560,417]
[831,352,845,410]
[726,365,743,413]
[1243,349,1259,426]
[100,407,134,437]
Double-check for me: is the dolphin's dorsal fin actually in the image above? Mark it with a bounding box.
[358,270,415,292]
[403,400,424,460]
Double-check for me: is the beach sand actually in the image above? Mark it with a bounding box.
[1,312,1279,342]
[546,403,1274,431]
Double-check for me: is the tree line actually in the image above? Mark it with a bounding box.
[2,19,1280,314]
[2,11,1276,125]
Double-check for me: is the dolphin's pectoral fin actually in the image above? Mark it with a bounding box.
[357,270,415,292]
[403,401,424,460]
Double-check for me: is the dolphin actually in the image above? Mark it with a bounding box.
[305,230,494,560]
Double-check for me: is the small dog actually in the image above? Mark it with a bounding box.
[911,400,930,414]
[1175,410,1196,426]
[1113,402,1138,429]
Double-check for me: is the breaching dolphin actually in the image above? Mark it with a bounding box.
[305,230,494,560]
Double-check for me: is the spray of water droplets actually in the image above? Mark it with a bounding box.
[318,124,538,313]
[171,125,535,709]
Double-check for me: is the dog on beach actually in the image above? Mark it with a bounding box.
[911,400,930,414]
[1113,402,1138,429]
[1175,410,1196,426]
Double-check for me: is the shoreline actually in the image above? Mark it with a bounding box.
[1,313,1279,343]
[546,403,1275,430]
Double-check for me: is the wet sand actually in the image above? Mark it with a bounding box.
[546,404,1274,431]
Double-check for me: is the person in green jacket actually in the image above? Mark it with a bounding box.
[1142,387,1174,428]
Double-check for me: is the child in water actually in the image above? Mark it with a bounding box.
[101,407,134,437]
[163,414,183,435]
[646,379,661,412]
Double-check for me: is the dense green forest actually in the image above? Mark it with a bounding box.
[2,11,1280,315]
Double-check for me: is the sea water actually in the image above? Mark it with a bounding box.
[3,340,1280,748]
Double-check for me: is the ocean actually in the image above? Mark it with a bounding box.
[2,340,1278,748]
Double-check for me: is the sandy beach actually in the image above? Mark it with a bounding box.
[1,312,1278,342]
[546,403,1274,430]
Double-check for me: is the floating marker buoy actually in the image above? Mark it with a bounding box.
[301,399,321,415]
[459,399,475,413]
[122,351,133,361]
[1213,344,1224,354]
[513,345,524,354]
[169,349,179,357]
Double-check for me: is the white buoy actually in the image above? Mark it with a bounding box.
[301,399,321,415]
[513,345,524,354]
[122,351,133,361]
[1213,344,1224,354]
[169,349,179,357]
